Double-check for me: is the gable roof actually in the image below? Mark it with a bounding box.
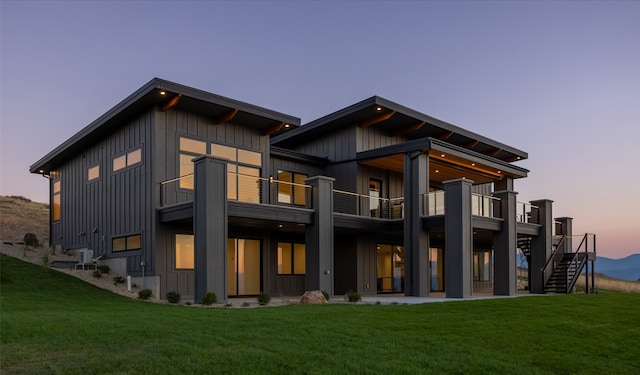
[271,96,528,163]
[30,78,301,174]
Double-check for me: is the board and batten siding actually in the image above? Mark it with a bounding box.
[50,111,155,276]
[154,108,270,206]
[153,108,271,299]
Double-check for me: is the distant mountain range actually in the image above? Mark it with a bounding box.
[595,254,640,282]
[516,253,640,282]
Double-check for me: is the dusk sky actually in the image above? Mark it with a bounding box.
[1,1,638,259]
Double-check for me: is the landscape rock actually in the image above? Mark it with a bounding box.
[300,290,327,304]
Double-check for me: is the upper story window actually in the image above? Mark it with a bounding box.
[87,165,100,182]
[277,171,307,206]
[179,137,206,189]
[113,148,142,172]
[211,143,262,203]
[52,180,61,221]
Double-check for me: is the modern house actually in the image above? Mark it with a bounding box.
[30,78,595,302]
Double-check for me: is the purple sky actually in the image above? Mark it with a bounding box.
[1,1,638,259]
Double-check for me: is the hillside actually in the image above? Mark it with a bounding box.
[0,196,49,244]
[596,254,640,282]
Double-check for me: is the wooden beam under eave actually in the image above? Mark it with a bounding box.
[487,148,502,156]
[161,94,182,112]
[435,131,454,140]
[263,122,285,136]
[389,121,425,137]
[462,140,479,149]
[214,109,239,125]
[358,110,396,128]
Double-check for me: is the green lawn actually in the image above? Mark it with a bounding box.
[1,254,639,374]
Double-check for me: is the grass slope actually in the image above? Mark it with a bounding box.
[0,196,49,243]
[1,254,639,374]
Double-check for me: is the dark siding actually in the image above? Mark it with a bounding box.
[53,111,154,275]
[154,108,271,298]
[356,127,408,153]
[334,234,357,295]
[292,126,357,162]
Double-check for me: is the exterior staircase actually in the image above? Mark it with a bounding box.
[543,252,588,293]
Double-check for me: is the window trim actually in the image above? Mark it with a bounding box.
[112,146,143,173]
[112,233,142,253]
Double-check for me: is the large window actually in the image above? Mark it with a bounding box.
[175,234,194,269]
[179,137,206,189]
[277,242,306,275]
[112,234,141,252]
[277,171,307,206]
[52,180,61,221]
[113,148,142,172]
[211,143,262,203]
[228,238,261,296]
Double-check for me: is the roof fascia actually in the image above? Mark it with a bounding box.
[373,97,528,160]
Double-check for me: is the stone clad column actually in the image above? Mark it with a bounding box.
[529,199,553,294]
[403,152,430,296]
[493,189,517,295]
[305,176,335,294]
[193,155,228,304]
[444,178,473,298]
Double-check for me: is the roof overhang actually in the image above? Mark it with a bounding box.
[30,78,301,174]
[356,137,528,185]
[272,96,528,163]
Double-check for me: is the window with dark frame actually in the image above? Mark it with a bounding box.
[112,234,142,252]
[277,242,306,275]
[277,171,307,206]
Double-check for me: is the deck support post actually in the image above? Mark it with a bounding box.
[493,189,518,296]
[193,156,228,304]
[305,176,335,295]
[530,199,553,294]
[444,178,473,298]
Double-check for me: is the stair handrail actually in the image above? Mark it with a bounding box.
[542,235,566,289]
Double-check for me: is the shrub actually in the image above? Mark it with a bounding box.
[166,291,181,304]
[23,233,39,247]
[97,265,111,274]
[138,289,152,300]
[202,292,217,305]
[92,270,102,278]
[242,301,251,308]
[257,291,271,305]
[346,290,361,303]
[41,254,50,267]
[113,276,126,284]
[321,290,330,301]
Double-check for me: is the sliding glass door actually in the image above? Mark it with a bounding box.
[227,238,261,296]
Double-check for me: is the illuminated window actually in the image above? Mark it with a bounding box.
[277,242,305,275]
[52,180,61,221]
[179,137,206,189]
[112,234,142,252]
[277,171,307,206]
[88,165,100,181]
[473,250,491,282]
[175,234,194,269]
[211,143,262,202]
[113,147,142,172]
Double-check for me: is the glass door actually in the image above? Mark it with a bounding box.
[376,244,405,293]
[430,247,444,292]
[228,238,261,296]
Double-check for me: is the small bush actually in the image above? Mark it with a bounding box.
[346,290,361,303]
[242,302,251,308]
[92,270,102,278]
[321,290,330,301]
[166,291,181,304]
[202,292,217,305]
[113,276,126,284]
[23,233,39,247]
[97,265,111,274]
[257,291,271,305]
[41,254,50,267]
[138,289,152,300]
[50,244,56,255]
